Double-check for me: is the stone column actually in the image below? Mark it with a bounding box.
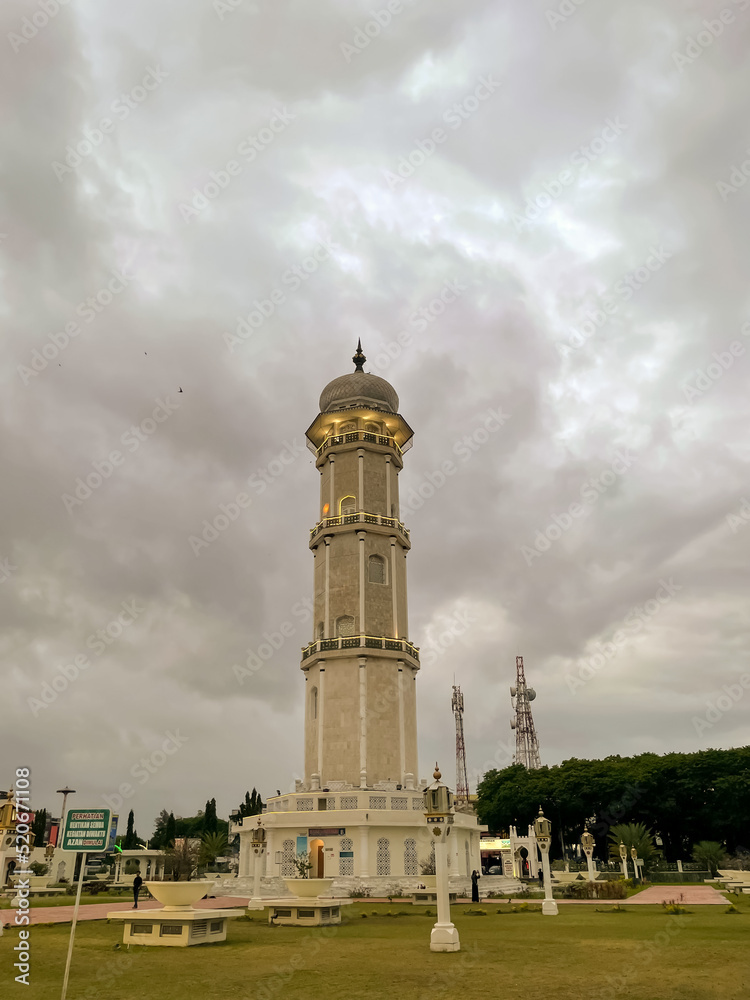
[358,448,364,510]
[359,827,369,877]
[397,664,405,783]
[358,531,366,634]
[324,538,331,636]
[385,456,392,514]
[359,657,367,783]
[390,537,398,637]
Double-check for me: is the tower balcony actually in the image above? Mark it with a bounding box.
[301,634,420,665]
[315,429,403,459]
[310,510,410,547]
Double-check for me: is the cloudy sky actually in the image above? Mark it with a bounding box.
[2,0,749,836]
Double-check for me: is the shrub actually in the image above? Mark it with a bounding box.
[662,899,691,915]
[596,880,627,899]
[28,862,49,877]
[465,909,487,916]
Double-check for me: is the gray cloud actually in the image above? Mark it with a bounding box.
[1,0,748,832]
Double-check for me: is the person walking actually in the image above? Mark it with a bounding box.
[132,871,143,909]
[538,867,543,887]
[471,869,480,903]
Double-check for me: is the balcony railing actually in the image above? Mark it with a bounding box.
[301,634,420,662]
[310,510,410,541]
[316,430,402,458]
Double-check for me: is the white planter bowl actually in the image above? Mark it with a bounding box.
[283,878,334,898]
[144,880,214,911]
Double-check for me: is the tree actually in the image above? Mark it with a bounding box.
[165,839,200,881]
[165,812,176,849]
[608,823,658,870]
[202,799,218,836]
[199,831,228,867]
[292,850,314,879]
[31,808,47,847]
[122,809,141,850]
[692,841,727,875]
[238,788,264,818]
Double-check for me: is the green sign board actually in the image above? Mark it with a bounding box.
[62,809,111,851]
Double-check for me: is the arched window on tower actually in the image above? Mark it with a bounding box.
[340,421,357,434]
[365,421,381,433]
[368,554,386,585]
[316,621,324,640]
[335,615,355,637]
[310,686,318,719]
[339,495,356,515]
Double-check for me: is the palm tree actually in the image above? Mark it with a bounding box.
[608,822,658,870]
[692,841,727,876]
[165,838,200,881]
[199,831,228,868]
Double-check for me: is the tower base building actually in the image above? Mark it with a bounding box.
[235,346,488,889]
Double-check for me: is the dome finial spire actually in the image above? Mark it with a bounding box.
[353,339,366,372]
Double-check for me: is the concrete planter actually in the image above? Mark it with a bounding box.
[283,878,334,898]
[144,880,214,911]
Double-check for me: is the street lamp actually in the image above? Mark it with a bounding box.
[423,764,460,952]
[251,818,267,901]
[581,828,596,882]
[56,787,76,845]
[534,807,558,916]
[630,845,639,884]
[618,841,628,880]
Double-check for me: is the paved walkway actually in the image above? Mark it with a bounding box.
[618,885,728,905]
[1,885,729,926]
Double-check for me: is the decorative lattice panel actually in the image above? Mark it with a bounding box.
[369,796,387,809]
[281,839,296,878]
[339,837,354,876]
[297,798,313,811]
[412,798,424,810]
[341,796,358,809]
[391,797,407,810]
[327,797,336,809]
[404,838,418,876]
[376,837,391,876]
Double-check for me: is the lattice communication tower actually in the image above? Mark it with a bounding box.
[452,685,470,803]
[510,655,541,769]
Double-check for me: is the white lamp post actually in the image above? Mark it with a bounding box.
[581,829,596,882]
[630,845,639,884]
[619,842,628,880]
[251,818,267,901]
[534,807,558,916]
[424,764,460,952]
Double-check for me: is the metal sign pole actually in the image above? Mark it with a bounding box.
[60,853,85,1000]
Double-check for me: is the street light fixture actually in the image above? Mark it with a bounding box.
[534,807,558,916]
[423,764,460,952]
[581,828,596,882]
[618,841,628,880]
[56,787,76,845]
[250,818,267,901]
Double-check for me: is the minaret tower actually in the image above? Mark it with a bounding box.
[301,342,418,789]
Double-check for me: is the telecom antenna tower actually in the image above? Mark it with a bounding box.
[452,685,470,804]
[510,655,541,769]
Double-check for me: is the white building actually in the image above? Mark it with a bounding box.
[235,345,487,890]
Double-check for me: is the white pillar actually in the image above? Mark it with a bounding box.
[317,667,325,780]
[390,537,398,637]
[540,844,558,916]
[329,456,335,514]
[585,849,596,881]
[359,827,369,877]
[359,657,367,783]
[397,664,405,783]
[385,456,392,514]
[431,833,460,952]
[252,849,265,900]
[358,531,366,635]
[358,448,364,510]
[324,538,331,637]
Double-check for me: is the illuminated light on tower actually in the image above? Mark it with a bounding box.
[510,656,541,769]
[452,685,470,804]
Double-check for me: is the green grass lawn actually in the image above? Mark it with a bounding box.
[2,899,747,1000]
[1,892,135,909]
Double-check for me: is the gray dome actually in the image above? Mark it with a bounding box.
[319,371,399,414]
